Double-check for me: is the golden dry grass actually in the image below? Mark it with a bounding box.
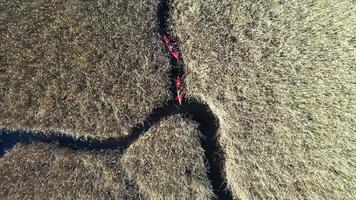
[0,0,170,139]
[171,0,356,199]
[0,142,142,200]
[122,115,214,200]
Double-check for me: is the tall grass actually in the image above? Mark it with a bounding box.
[171,0,356,199]
[0,0,170,139]
[0,142,141,199]
[122,115,214,200]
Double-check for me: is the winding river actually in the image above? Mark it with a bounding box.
[0,1,232,199]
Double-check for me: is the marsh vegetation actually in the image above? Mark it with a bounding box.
[1,0,355,199]
[0,143,141,199]
[171,0,355,199]
[1,0,170,138]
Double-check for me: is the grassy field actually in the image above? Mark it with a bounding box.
[0,0,170,139]
[0,142,141,199]
[0,115,213,199]
[171,0,355,199]
[122,115,213,200]
[1,0,355,199]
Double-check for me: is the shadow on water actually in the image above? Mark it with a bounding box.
[157,0,169,35]
[0,0,233,199]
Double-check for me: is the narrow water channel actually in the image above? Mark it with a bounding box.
[0,0,233,199]
[157,1,232,198]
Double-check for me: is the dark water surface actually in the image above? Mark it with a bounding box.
[0,0,232,199]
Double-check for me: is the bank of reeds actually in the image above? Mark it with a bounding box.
[171,0,356,199]
[0,0,170,139]
[122,115,214,200]
[0,142,141,199]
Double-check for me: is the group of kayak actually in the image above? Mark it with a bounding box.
[162,34,186,105]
